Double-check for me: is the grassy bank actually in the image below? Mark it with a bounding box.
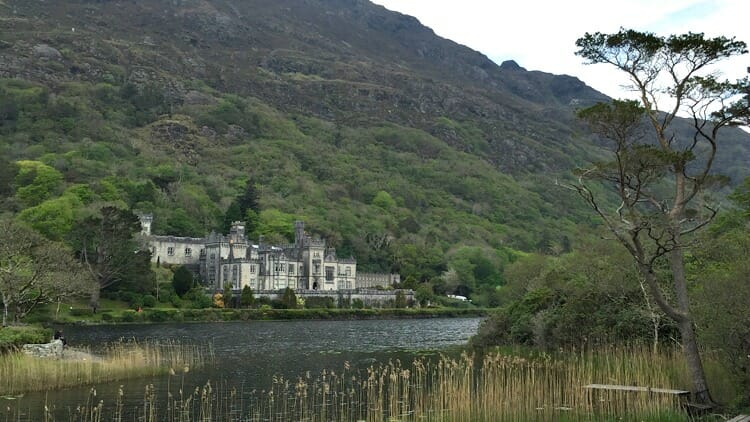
[42,304,489,324]
[17,346,723,421]
[0,340,209,396]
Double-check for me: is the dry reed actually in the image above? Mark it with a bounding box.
[0,340,209,396]
[47,345,692,421]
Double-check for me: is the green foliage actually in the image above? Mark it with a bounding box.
[394,290,407,308]
[17,194,81,240]
[142,295,157,308]
[729,177,750,219]
[172,266,194,297]
[692,217,750,406]
[69,308,94,317]
[258,209,297,242]
[240,286,255,308]
[371,190,396,210]
[280,287,298,309]
[67,206,155,299]
[223,284,234,309]
[304,296,334,309]
[473,237,675,349]
[184,287,211,309]
[414,284,434,307]
[14,160,64,207]
[0,326,51,352]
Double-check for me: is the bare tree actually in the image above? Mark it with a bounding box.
[567,29,749,405]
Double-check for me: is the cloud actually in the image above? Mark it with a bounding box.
[371,0,749,99]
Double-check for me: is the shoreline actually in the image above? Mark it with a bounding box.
[55,307,490,325]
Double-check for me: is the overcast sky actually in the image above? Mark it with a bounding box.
[370,0,749,100]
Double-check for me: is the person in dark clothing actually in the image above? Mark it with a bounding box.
[54,329,67,346]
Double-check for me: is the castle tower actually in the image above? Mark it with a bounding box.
[138,213,153,236]
[294,221,305,247]
[229,221,245,243]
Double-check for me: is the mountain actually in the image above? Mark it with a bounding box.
[0,0,747,280]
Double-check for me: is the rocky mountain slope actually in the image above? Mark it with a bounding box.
[0,0,747,278]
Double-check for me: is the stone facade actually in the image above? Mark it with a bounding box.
[141,218,369,291]
[356,273,401,289]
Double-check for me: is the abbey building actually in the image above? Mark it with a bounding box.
[139,216,396,291]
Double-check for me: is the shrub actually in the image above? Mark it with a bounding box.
[0,326,51,352]
[69,308,94,317]
[142,295,157,308]
[146,309,175,322]
[170,294,184,308]
[305,296,334,309]
[120,310,139,323]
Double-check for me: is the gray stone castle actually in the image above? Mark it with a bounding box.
[139,216,399,292]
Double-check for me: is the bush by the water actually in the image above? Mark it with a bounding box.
[0,326,51,352]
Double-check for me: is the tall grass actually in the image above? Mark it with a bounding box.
[47,346,700,421]
[0,340,209,396]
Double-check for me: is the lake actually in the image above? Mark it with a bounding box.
[7,317,482,420]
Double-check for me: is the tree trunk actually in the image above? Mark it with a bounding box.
[90,285,101,310]
[2,294,8,327]
[671,245,714,405]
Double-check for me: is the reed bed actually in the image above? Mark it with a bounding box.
[43,346,693,421]
[0,340,209,396]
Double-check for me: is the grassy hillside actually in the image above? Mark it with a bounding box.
[0,0,748,301]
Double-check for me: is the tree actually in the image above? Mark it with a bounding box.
[13,160,64,207]
[240,285,255,308]
[223,283,234,308]
[172,265,194,297]
[568,29,749,405]
[0,217,95,326]
[280,287,298,309]
[68,206,155,309]
[394,290,407,308]
[223,179,261,233]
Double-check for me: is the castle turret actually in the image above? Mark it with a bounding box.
[294,220,305,247]
[138,213,153,236]
[229,221,245,243]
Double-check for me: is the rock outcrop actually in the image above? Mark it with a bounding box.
[22,339,63,359]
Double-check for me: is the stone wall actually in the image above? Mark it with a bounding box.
[251,289,414,307]
[22,339,63,359]
[355,273,401,289]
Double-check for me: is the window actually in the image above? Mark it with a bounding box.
[346,266,351,276]
[210,253,216,260]
[185,247,192,257]
[250,265,256,274]
[167,247,174,256]
[289,264,294,275]
[314,263,320,274]
[325,266,334,282]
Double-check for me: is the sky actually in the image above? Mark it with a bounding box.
[369,0,750,101]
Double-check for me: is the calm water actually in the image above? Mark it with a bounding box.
[6,318,482,419]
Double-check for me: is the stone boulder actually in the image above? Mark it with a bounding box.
[22,339,63,359]
[33,44,62,60]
